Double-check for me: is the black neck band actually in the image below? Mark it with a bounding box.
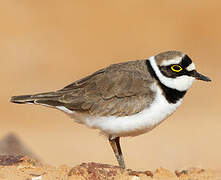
[145,60,186,104]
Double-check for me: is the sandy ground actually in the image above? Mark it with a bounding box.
[0,134,220,179]
[0,155,221,180]
[0,0,221,178]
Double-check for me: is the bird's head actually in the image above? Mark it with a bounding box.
[149,51,211,91]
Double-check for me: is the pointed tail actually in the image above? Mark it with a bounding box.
[10,92,64,107]
[10,95,35,104]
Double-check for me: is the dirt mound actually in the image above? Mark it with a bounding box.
[0,155,220,180]
[0,133,39,160]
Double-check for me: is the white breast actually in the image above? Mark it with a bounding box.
[64,84,183,137]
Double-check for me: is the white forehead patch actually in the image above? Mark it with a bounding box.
[160,57,182,66]
[186,62,196,71]
[149,56,195,91]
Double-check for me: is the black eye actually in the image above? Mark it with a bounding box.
[171,65,182,72]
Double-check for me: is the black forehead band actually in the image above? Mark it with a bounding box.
[180,55,192,68]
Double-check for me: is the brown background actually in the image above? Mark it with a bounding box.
[0,0,220,171]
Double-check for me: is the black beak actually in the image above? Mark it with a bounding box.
[191,70,211,82]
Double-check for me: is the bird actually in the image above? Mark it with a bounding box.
[10,50,211,169]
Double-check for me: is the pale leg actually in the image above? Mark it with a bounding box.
[109,136,126,169]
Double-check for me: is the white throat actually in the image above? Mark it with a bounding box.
[149,56,195,91]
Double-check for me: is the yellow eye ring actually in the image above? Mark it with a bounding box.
[171,65,182,72]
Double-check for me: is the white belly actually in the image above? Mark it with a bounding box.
[57,85,183,137]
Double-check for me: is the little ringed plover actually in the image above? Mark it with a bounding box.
[10,50,211,169]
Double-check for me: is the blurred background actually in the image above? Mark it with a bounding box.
[0,0,220,170]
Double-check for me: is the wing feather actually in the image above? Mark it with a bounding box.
[58,60,156,116]
[12,60,156,117]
